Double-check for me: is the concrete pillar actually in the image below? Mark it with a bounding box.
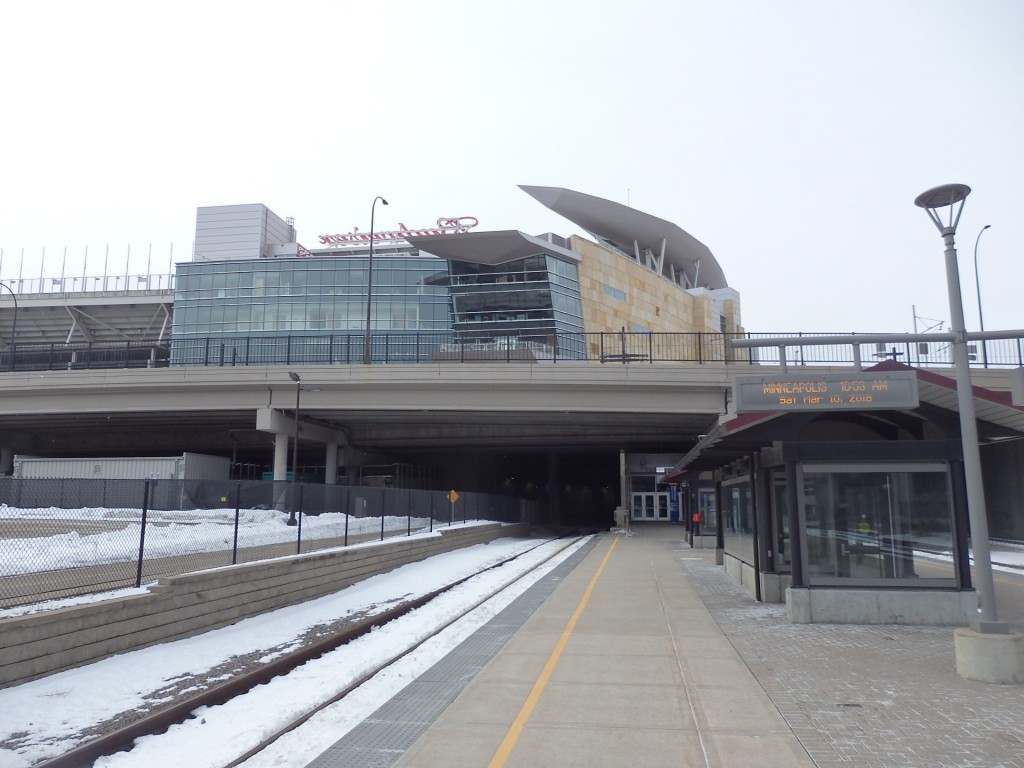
[0,446,12,476]
[612,448,630,528]
[325,442,338,485]
[619,449,628,510]
[954,628,1024,684]
[547,452,560,525]
[272,432,288,481]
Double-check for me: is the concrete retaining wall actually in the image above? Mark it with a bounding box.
[722,553,789,604]
[723,553,974,623]
[787,585,977,625]
[1,522,526,688]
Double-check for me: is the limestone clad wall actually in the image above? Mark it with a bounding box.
[572,236,740,336]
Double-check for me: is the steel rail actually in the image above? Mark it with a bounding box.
[35,533,586,768]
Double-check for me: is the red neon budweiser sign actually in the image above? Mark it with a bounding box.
[318,216,479,246]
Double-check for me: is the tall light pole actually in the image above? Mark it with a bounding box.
[914,184,1005,634]
[973,224,991,367]
[0,281,17,372]
[287,371,302,526]
[363,196,389,365]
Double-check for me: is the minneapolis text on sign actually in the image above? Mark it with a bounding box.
[733,372,919,412]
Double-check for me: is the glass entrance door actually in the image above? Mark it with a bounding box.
[631,492,669,521]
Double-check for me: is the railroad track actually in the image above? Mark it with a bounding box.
[36,534,587,768]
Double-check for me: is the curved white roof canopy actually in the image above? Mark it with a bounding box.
[405,230,580,266]
[519,185,728,290]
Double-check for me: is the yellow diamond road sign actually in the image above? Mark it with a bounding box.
[448,490,459,503]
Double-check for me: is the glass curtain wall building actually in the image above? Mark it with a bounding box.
[170,251,454,365]
[169,189,739,365]
[171,242,587,365]
[448,254,584,357]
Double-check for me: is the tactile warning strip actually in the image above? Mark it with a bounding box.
[305,537,599,768]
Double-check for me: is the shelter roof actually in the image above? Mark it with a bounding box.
[664,360,1024,480]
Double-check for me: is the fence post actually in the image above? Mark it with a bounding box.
[135,479,151,588]
[344,506,350,547]
[296,484,303,555]
[232,480,241,565]
[380,508,385,541]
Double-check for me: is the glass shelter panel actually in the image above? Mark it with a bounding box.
[801,463,957,586]
[697,488,718,535]
[772,472,790,570]
[722,477,755,565]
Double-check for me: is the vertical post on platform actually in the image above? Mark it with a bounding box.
[915,184,1003,632]
[135,479,151,588]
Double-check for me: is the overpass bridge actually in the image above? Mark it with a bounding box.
[0,362,741,524]
[0,359,1015,511]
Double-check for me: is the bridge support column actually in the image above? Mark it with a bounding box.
[547,453,561,525]
[272,432,288,481]
[0,446,12,476]
[611,449,631,528]
[325,442,338,485]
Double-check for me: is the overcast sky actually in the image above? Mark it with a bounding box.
[1,1,1020,334]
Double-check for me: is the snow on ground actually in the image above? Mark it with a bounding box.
[2,502,1023,767]
[0,504,433,576]
[0,535,590,768]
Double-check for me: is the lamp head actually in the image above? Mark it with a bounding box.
[914,183,971,210]
[288,371,300,383]
[915,183,971,234]
[381,198,389,206]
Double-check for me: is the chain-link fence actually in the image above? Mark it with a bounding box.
[0,477,528,610]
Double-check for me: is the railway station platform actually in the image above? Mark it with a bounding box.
[308,526,811,767]
[306,524,1024,768]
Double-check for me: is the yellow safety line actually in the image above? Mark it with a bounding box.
[487,536,619,768]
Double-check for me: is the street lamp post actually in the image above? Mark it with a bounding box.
[363,196,389,365]
[0,281,17,372]
[914,184,1005,634]
[287,371,302,526]
[973,224,991,367]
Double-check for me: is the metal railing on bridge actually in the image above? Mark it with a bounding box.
[1,331,1023,372]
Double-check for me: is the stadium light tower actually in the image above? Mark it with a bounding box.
[0,281,17,372]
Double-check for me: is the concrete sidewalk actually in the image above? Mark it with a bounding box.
[678,540,1024,767]
[315,526,1024,767]
[391,527,815,768]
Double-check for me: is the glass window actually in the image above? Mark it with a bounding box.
[772,472,791,570]
[802,463,956,585]
[697,488,718,535]
[722,477,755,565]
[602,284,627,301]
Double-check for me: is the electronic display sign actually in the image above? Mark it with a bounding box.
[733,371,919,413]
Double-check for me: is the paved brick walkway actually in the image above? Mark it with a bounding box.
[678,549,1024,768]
